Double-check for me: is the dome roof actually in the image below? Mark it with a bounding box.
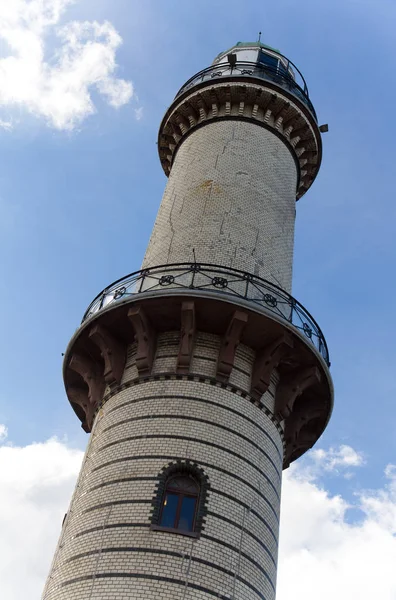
[214,41,281,60]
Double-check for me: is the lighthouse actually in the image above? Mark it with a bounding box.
[43,41,333,600]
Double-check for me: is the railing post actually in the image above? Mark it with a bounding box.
[138,270,146,293]
[99,293,106,311]
[244,273,249,299]
[290,298,295,325]
[190,263,196,289]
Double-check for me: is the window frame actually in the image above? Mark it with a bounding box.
[159,475,200,532]
[258,50,280,73]
[150,460,210,539]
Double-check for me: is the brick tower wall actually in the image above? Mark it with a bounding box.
[42,39,333,600]
[43,334,284,600]
[143,120,298,292]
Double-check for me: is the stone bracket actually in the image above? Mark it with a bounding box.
[67,386,92,432]
[176,301,196,375]
[251,333,294,400]
[89,323,126,385]
[175,114,190,135]
[68,354,106,430]
[290,124,309,139]
[196,93,208,120]
[128,306,156,376]
[283,402,327,468]
[275,366,321,420]
[273,101,291,125]
[216,310,248,382]
[285,400,326,446]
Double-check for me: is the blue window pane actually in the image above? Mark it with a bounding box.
[160,493,178,528]
[258,52,278,71]
[178,496,197,531]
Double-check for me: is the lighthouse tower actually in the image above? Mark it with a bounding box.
[43,42,333,600]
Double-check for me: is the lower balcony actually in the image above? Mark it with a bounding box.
[64,262,333,467]
[82,262,329,367]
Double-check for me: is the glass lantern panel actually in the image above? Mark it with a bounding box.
[258,51,279,71]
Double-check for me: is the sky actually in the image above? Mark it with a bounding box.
[0,0,395,598]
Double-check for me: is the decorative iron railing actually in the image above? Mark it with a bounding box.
[175,60,317,121]
[82,263,329,366]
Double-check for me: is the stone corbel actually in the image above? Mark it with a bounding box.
[262,94,278,123]
[161,133,176,143]
[185,102,199,126]
[250,333,294,401]
[224,86,232,115]
[210,90,219,117]
[294,138,308,151]
[289,124,309,139]
[275,366,321,420]
[273,101,290,120]
[196,93,208,120]
[237,86,247,116]
[67,386,93,432]
[176,301,196,375]
[252,88,263,118]
[216,310,248,382]
[159,144,171,155]
[171,123,183,142]
[160,157,171,174]
[127,306,156,376]
[284,400,326,447]
[283,405,326,468]
[175,113,190,135]
[88,323,126,385]
[68,354,106,429]
[299,150,317,162]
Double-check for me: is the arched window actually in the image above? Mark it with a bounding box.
[151,460,210,537]
[159,474,200,532]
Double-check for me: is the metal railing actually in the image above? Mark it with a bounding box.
[82,263,329,365]
[175,60,316,121]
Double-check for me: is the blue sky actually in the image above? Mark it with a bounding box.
[0,0,396,598]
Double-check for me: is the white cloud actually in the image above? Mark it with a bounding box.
[0,0,134,130]
[134,106,144,121]
[312,445,364,469]
[0,423,8,441]
[278,455,396,600]
[0,119,13,131]
[2,438,396,600]
[301,444,365,479]
[0,436,83,599]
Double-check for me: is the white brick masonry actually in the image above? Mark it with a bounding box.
[143,120,297,292]
[43,55,313,600]
[43,339,284,600]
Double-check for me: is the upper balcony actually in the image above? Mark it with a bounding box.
[158,42,321,198]
[175,42,317,121]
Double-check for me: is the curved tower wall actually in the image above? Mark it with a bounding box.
[43,42,333,600]
[43,336,283,600]
[144,121,297,291]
